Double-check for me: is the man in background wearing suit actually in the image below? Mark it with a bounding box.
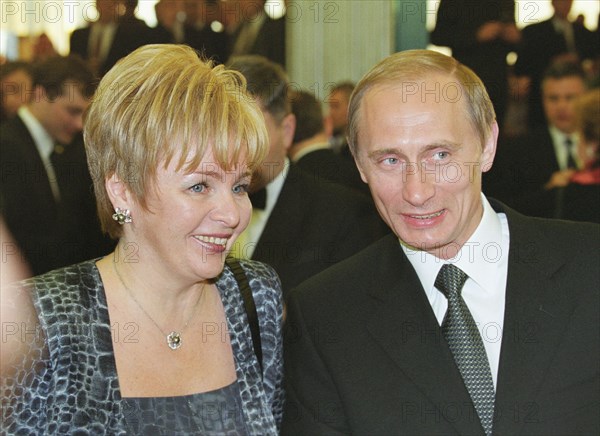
[485,61,588,216]
[514,0,598,128]
[70,0,147,77]
[289,89,367,195]
[227,55,387,296]
[228,0,285,67]
[431,0,520,128]
[282,50,599,434]
[327,81,354,155]
[0,56,112,276]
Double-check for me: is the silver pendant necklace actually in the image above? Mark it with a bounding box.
[112,256,205,350]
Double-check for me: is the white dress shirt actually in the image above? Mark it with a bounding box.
[401,194,510,388]
[18,106,61,201]
[88,22,117,63]
[549,125,580,170]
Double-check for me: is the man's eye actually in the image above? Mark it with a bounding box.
[433,151,450,160]
[382,157,399,165]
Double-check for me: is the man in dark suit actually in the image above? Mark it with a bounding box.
[485,62,588,216]
[228,0,285,67]
[514,0,598,128]
[227,56,387,295]
[431,0,520,128]
[289,89,367,195]
[0,56,112,276]
[183,0,230,64]
[70,0,149,77]
[282,50,599,434]
[327,81,354,156]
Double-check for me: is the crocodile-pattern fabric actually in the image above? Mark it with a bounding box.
[122,381,248,434]
[1,259,284,435]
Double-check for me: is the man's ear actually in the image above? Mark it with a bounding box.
[105,173,131,209]
[481,122,499,173]
[281,112,296,152]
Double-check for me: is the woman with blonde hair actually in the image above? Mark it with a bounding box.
[1,44,283,434]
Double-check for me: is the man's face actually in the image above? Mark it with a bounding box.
[95,0,118,21]
[251,108,294,190]
[355,76,497,260]
[328,90,350,136]
[33,86,90,145]
[552,0,573,20]
[542,76,586,134]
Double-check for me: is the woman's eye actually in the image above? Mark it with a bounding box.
[233,183,249,194]
[190,183,207,193]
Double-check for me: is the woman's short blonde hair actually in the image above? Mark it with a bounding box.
[347,49,496,158]
[84,44,268,239]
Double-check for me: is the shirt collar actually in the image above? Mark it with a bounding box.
[401,194,507,299]
[549,125,578,144]
[292,142,331,163]
[18,106,55,160]
[551,15,571,32]
[264,157,290,214]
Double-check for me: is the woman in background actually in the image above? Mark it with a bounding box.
[1,44,283,434]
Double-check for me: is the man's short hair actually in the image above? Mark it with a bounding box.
[227,55,290,121]
[291,90,323,144]
[330,81,355,99]
[541,61,586,88]
[347,49,495,158]
[31,55,96,100]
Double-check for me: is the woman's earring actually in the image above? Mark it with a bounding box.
[112,207,132,225]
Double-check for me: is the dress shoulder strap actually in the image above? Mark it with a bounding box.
[225,257,263,376]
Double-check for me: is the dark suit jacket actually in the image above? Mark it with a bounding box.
[295,148,369,196]
[250,164,388,296]
[282,200,599,435]
[185,25,230,64]
[230,15,286,67]
[70,23,150,76]
[514,18,598,127]
[484,127,560,215]
[0,115,113,275]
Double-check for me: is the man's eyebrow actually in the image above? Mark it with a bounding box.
[366,141,461,159]
[367,148,402,159]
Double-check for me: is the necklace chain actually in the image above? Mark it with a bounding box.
[112,255,204,350]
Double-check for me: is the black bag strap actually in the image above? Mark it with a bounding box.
[225,257,263,376]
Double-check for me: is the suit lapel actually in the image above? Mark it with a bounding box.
[493,206,575,433]
[252,165,306,268]
[14,115,58,209]
[364,237,484,435]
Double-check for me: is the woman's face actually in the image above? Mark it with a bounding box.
[123,148,252,283]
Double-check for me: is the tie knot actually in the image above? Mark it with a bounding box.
[435,264,468,298]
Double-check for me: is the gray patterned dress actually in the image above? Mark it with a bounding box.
[1,259,284,435]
